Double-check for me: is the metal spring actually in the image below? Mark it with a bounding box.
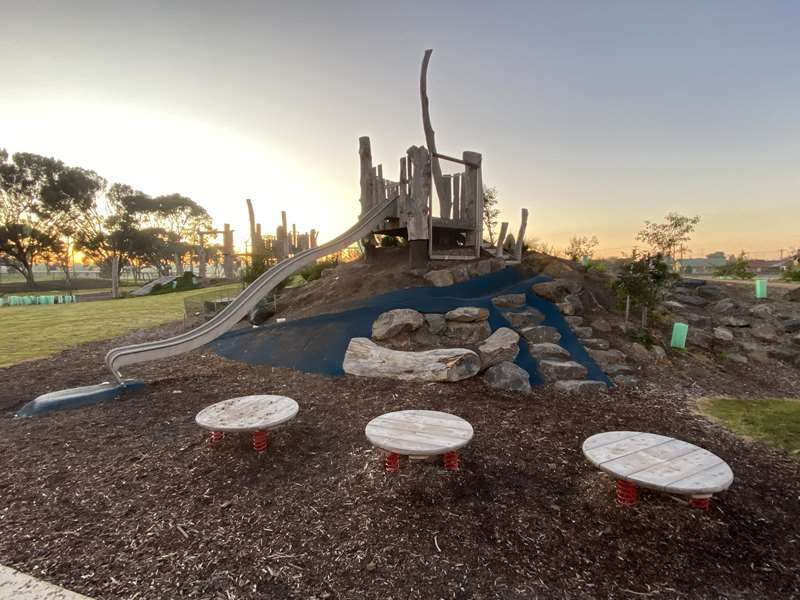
[385,452,400,473]
[616,480,637,506]
[252,430,268,453]
[443,451,460,472]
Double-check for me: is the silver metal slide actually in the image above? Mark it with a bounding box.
[104,196,398,382]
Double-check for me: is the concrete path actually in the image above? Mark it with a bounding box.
[0,565,92,599]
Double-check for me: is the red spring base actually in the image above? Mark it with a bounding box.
[690,497,711,510]
[210,431,224,443]
[385,452,400,473]
[252,430,268,453]
[616,480,637,506]
[443,451,460,472]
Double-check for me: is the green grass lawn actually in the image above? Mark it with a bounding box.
[0,284,240,368]
[706,398,800,455]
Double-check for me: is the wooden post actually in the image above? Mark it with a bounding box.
[440,174,452,220]
[514,208,528,261]
[359,136,373,216]
[463,152,482,248]
[223,223,234,279]
[174,252,183,275]
[310,229,318,249]
[624,295,631,332]
[406,145,431,270]
[291,223,297,251]
[111,255,120,299]
[198,243,206,279]
[495,222,509,257]
[399,157,408,226]
[452,173,460,220]
[459,171,466,222]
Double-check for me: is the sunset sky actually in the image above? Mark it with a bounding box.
[1,1,798,257]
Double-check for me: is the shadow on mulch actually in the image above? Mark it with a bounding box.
[0,325,799,599]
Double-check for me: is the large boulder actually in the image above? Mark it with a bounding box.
[750,304,774,319]
[445,306,489,322]
[581,338,610,350]
[445,320,492,344]
[539,360,588,382]
[503,307,545,328]
[720,316,750,328]
[751,323,779,342]
[468,260,492,278]
[591,318,612,333]
[713,327,735,344]
[520,325,562,344]
[424,313,447,335]
[372,309,425,340]
[783,319,800,334]
[586,348,627,367]
[483,361,531,393]
[249,303,275,325]
[572,326,593,339]
[424,270,454,287]
[673,294,708,307]
[786,287,800,302]
[627,343,653,363]
[697,285,724,300]
[529,342,571,359]
[711,298,737,314]
[531,279,579,303]
[343,338,480,382]
[450,265,470,283]
[687,328,713,350]
[478,327,520,369]
[492,293,526,308]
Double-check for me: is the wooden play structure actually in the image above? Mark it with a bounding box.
[358,49,528,270]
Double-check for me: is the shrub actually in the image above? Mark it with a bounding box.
[715,254,754,279]
[612,251,677,327]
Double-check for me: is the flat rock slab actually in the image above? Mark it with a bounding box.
[343,338,480,382]
[445,306,489,322]
[0,564,94,599]
[539,359,588,382]
[520,325,562,344]
[491,293,526,308]
[583,431,734,495]
[196,395,299,432]
[503,307,545,328]
[365,410,474,456]
[529,342,571,359]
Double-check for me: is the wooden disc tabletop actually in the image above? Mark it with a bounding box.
[365,410,474,456]
[582,431,733,495]
[195,395,299,432]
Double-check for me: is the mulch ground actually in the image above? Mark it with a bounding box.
[1,325,800,599]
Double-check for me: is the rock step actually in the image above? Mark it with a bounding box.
[564,316,584,327]
[520,325,562,344]
[503,307,545,328]
[554,380,608,394]
[581,338,610,350]
[529,342,571,359]
[572,326,593,339]
[538,359,587,382]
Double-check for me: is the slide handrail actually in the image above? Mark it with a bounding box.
[105,196,398,381]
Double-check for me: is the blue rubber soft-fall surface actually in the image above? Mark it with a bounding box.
[211,266,610,386]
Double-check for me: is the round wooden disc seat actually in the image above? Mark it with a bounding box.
[196,395,299,453]
[582,431,734,509]
[365,409,474,472]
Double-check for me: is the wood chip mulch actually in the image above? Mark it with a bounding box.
[1,325,799,599]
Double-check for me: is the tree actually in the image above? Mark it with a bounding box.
[612,251,677,329]
[482,185,500,245]
[565,235,599,262]
[635,213,700,261]
[0,150,104,287]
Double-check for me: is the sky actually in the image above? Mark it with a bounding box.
[1,0,799,258]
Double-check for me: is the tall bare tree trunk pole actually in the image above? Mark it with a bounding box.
[420,49,447,209]
[111,255,120,299]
